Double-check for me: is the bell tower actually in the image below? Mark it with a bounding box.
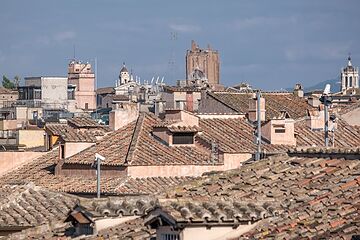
[340,55,359,93]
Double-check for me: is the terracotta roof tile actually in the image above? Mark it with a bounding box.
[203,92,314,120]
[161,151,360,238]
[0,148,197,196]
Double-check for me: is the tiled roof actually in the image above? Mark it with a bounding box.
[147,199,279,225]
[96,86,115,95]
[0,149,196,196]
[0,184,78,228]
[0,87,17,95]
[295,119,360,148]
[86,217,155,240]
[197,117,291,154]
[3,217,155,240]
[162,151,360,238]
[67,117,106,128]
[66,113,213,166]
[204,92,314,120]
[163,85,202,92]
[46,121,110,143]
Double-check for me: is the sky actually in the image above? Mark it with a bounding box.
[1,0,360,90]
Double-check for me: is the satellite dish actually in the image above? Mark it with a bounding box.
[323,84,331,95]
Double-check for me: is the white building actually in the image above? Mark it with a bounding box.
[340,56,359,93]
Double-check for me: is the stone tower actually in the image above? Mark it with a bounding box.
[186,40,220,87]
[340,55,359,93]
[117,63,130,86]
[68,60,96,111]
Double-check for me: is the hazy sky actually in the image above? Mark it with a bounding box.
[1,0,359,90]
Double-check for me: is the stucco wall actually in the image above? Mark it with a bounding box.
[109,103,139,131]
[64,142,95,159]
[41,77,68,108]
[18,129,45,148]
[342,107,360,126]
[0,151,45,176]
[0,120,18,130]
[127,153,251,177]
[181,223,258,240]
[95,216,138,232]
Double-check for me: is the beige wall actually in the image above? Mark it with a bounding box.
[182,223,258,240]
[156,222,258,240]
[0,151,45,176]
[127,153,251,177]
[15,106,43,121]
[262,119,296,146]
[18,129,45,148]
[342,107,360,126]
[64,142,95,159]
[248,97,266,122]
[95,216,138,233]
[0,120,18,130]
[109,103,139,131]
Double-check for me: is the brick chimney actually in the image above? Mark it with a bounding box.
[248,94,266,122]
[109,102,139,131]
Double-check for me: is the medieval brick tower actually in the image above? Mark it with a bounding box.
[186,40,220,87]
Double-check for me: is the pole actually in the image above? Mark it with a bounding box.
[255,91,261,160]
[96,157,101,198]
[324,96,329,147]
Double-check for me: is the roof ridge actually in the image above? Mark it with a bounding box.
[125,113,146,164]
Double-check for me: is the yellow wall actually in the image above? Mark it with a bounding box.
[18,129,45,148]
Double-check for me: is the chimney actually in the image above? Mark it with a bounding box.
[293,83,304,98]
[109,102,139,131]
[248,94,266,122]
[307,96,320,107]
[306,105,327,130]
[262,111,296,146]
[154,100,166,117]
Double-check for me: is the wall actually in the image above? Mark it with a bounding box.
[0,92,18,108]
[64,142,95,159]
[59,163,127,178]
[95,216,138,233]
[181,223,258,240]
[262,119,296,146]
[127,153,251,177]
[0,120,18,130]
[0,151,45,176]
[248,97,266,122]
[109,103,139,131]
[342,107,360,126]
[18,129,45,148]
[41,77,68,108]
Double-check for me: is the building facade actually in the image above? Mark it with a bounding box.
[186,40,220,87]
[68,60,96,111]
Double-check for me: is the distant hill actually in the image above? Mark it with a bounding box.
[303,78,340,92]
[285,78,340,93]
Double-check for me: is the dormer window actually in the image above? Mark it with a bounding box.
[172,132,194,145]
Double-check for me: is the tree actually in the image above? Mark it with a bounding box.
[2,75,16,89]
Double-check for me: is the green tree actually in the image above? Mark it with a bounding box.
[2,75,16,89]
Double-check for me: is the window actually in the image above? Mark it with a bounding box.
[160,233,180,240]
[85,103,89,110]
[275,128,286,133]
[60,144,65,159]
[173,133,194,145]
